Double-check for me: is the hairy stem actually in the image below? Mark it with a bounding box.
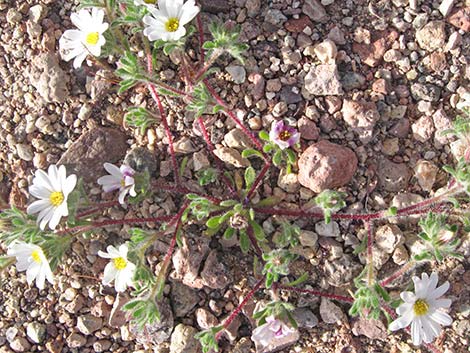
[276,284,354,303]
[366,221,375,286]
[379,260,416,287]
[216,277,264,340]
[246,162,271,202]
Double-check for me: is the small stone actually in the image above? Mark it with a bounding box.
[174,137,197,154]
[299,230,318,247]
[195,308,218,330]
[319,298,343,324]
[226,65,246,84]
[171,282,199,317]
[315,221,340,238]
[201,250,231,289]
[66,333,86,348]
[391,193,425,224]
[29,4,47,23]
[377,158,411,192]
[414,160,438,192]
[169,324,200,353]
[10,338,31,353]
[26,322,46,344]
[340,72,366,91]
[277,169,300,193]
[393,245,409,265]
[93,340,112,352]
[412,116,435,143]
[352,317,387,340]
[375,224,403,254]
[382,138,399,155]
[389,118,410,138]
[416,21,446,51]
[16,144,34,161]
[285,15,313,33]
[342,99,380,143]
[410,83,441,102]
[302,0,328,22]
[76,315,103,335]
[433,108,452,145]
[214,147,250,168]
[200,0,230,13]
[273,101,288,117]
[192,151,210,171]
[303,64,343,96]
[314,39,337,64]
[224,129,253,149]
[298,140,357,193]
[292,308,318,329]
[448,7,470,32]
[245,0,261,17]
[298,117,319,140]
[324,254,362,287]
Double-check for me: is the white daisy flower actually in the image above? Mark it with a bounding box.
[7,241,54,290]
[389,272,452,346]
[97,163,137,205]
[98,244,136,292]
[27,164,77,230]
[59,8,109,69]
[143,0,200,42]
[456,92,470,111]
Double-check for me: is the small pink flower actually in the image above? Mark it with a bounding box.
[97,163,137,205]
[269,121,300,150]
[251,316,295,346]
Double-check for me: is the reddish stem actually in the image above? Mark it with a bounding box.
[57,215,174,236]
[247,225,263,259]
[76,201,120,219]
[366,221,374,285]
[203,79,264,151]
[216,277,264,340]
[151,180,224,204]
[379,261,416,287]
[197,117,236,195]
[253,207,383,221]
[276,285,354,303]
[146,52,180,185]
[246,162,271,202]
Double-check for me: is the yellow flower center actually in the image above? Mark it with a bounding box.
[144,0,156,3]
[49,191,64,207]
[86,32,100,45]
[113,257,127,270]
[413,299,430,316]
[165,18,179,32]
[31,250,42,264]
[120,179,126,187]
[279,130,292,141]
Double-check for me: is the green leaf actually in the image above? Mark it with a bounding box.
[223,227,235,239]
[259,131,269,141]
[272,150,282,166]
[244,166,256,189]
[239,230,250,253]
[241,149,264,159]
[206,216,223,229]
[249,220,265,241]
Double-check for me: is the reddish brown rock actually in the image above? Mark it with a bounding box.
[58,127,128,182]
[298,140,358,193]
[285,15,313,33]
[352,30,398,67]
[298,117,320,140]
[429,52,447,72]
[448,7,470,32]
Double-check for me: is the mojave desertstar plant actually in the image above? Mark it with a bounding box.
[143,0,200,41]
[27,164,77,230]
[97,163,137,205]
[389,272,452,345]
[59,8,109,69]
[7,241,54,290]
[269,120,300,150]
[98,244,136,292]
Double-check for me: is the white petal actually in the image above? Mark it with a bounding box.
[179,1,199,26]
[427,272,439,292]
[26,263,41,286]
[432,298,452,309]
[27,199,51,215]
[38,206,55,230]
[73,51,88,69]
[47,165,60,188]
[104,163,123,178]
[43,263,55,285]
[118,244,128,257]
[34,169,54,191]
[35,269,46,290]
[106,245,122,258]
[429,311,452,326]
[118,189,128,205]
[389,311,414,331]
[63,174,77,196]
[48,208,64,230]
[396,302,413,316]
[429,282,449,300]
[413,275,427,298]
[29,185,51,200]
[400,291,416,303]
[411,319,423,346]
[103,263,117,285]
[98,250,113,259]
[114,270,129,292]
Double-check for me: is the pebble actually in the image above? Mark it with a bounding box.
[292,308,318,328]
[412,116,435,143]
[415,21,446,51]
[303,64,343,96]
[26,322,46,343]
[298,140,358,193]
[169,324,200,353]
[299,230,318,247]
[66,333,87,348]
[214,147,250,168]
[10,337,31,352]
[302,0,328,23]
[341,99,380,143]
[319,298,343,324]
[76,315,103,335]
[16,144,34,161]
[313,39,337,64]
[226,65,246,84]
[410,83,441,102]
[315,221,340,238]
[375,224,403,254]
[377,158,411,192]
[414,160,438,192]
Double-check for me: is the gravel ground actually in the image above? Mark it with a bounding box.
[0,0,470,352]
